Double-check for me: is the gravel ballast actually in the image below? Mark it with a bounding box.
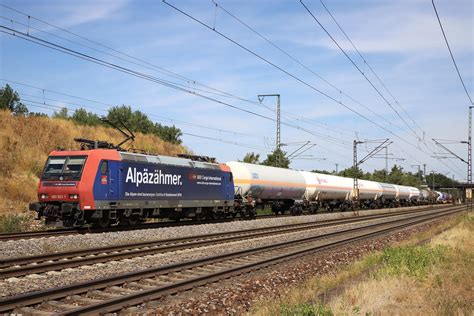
[0,205,442,259]
[135,214,461,315]
[0,206,453,299]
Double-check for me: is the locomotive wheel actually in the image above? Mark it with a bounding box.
[94,217,110,228]
[125,216,140,226]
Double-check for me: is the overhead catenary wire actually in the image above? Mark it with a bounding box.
[316,0,464,173]
[3,78,355,168]
[9,84,269,141]
[0,4,462,178]
[0,4,358,138]
[299,0,420,140]
[317,0,424,134]
[22,101,271,152]
[0,18,355,149]
[161,1,461,171]
[162,0,399,136]
[211,0,407,134]
[298,0,465,179]
[162,1,465,178]
[431,0,473,105]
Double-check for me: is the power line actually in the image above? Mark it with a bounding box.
[211,0,404,134]
[4,80,268,140]
[0,4,358,138]
[299,0,420,140]
[23,101,271,152]
[0,5,461,177]
[162,0,407,139]
[317,0,423,134]
[0,20,354,149]
[161,0,460,174]
[431,0,473,105]
[298,0,464,179]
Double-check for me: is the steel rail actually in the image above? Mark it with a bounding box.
[0,206,450,278]
[0,205,443,241]
[0,205,463,314]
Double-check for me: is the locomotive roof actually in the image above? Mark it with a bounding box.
[119,151,221,170]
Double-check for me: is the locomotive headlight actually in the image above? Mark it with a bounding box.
[40,193,48,199]
[69,194,79,199]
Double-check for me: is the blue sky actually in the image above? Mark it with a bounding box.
[1,0,473,180]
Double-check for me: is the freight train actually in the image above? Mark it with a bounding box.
[30,140,447,228]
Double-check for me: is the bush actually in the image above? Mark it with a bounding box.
[0,213,31,233]
[378,245,447,278]
[280,302,333,316]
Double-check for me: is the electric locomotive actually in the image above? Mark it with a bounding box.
[30,140,235,227]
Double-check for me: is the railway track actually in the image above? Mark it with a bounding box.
[0,205,463,314]
[0,205,448,279]
[0,205,443,241]
[0,215,264,242]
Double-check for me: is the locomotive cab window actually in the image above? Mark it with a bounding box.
[42,156,87,181]
[100,161,108,174]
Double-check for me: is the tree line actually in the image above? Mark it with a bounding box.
[0,84,182,145]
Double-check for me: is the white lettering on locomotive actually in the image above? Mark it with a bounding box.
[125,167,183,187]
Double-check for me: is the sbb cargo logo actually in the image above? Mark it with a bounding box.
[125,167,183,188]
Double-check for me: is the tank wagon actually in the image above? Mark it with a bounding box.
[31,143,450,227]
[226,161,306,214]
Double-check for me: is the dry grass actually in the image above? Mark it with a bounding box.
[328,214,473,315]
[251,213,472,316]
[0,110,187,216]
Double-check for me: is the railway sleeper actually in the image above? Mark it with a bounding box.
[126,282,156,291]
[41,300,79,312]
[66,295,103,306]
[15,306,55,316]
[105,286,139,295]
[140,278,168,287]
[87,290,121,300]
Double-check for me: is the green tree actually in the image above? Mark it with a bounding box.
[370,169,388,182]
[0,84,28,115]
[153,123,182,145]
[106,105,182,145]
[311,169,332,175]
[338,166,368,179]
[71,108,102,126]
[387,165,404,184]
[428,172,458,188]
[28,112,48,117]
[261,148,290,168]
[53,107,69,119]
[242,152,260,164]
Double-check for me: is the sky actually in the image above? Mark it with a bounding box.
[1,0,473,181]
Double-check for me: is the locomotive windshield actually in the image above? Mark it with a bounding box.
[41,156,87,180]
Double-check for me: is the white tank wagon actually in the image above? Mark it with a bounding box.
[394,185,411,206]
[226,161,306,214]
[408,187,421,204]
[301,171,353,211]
[379,182,398,206]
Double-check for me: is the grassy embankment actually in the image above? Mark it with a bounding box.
[0,110,187,232]
[252,212,473,316]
